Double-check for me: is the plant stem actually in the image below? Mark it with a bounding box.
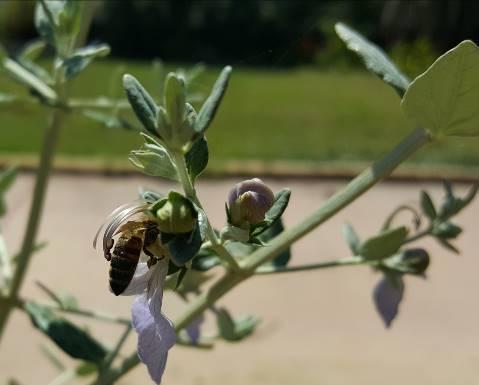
[171,151,240,271]
[254,257,363,275]
[11,296,131,325]
[92,127,431,384]
[243,127,431,272]
[101,324,132,370]
[0,69,67,343]
[403,227,432,244]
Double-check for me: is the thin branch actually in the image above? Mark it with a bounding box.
[255,257,363,275]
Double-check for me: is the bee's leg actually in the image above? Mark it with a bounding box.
[147,256,158,268]
[143,245,154,259]
[104,239,114,261]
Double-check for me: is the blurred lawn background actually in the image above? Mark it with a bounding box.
[0,0,478,175]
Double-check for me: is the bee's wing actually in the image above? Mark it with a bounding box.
[93,201,150,253]
[114,219,150,236]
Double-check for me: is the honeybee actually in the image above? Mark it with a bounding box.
[105,219,165,295]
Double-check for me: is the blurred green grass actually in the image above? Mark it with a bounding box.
[0,59,478,171]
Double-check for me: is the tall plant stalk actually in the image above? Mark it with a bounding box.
[0,68,68,342]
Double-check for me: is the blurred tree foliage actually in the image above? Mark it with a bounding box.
[0,0,478,68]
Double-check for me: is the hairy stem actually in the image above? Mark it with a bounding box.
[171,151,240,270]
[0,69,67,343]
[254,256,363,275]
[403,227,432,244]
[93,127,431,384]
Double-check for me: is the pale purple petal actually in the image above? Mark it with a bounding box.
[131,258,175,384]
[373,276,405,328]
[185,314,205,344]
[147,259,169,322]
[132,294,175,384]
[119,263,152,296]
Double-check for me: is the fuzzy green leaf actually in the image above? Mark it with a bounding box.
[259,219,291,267]
[18,39,47,63]
[215,308,259,342]
[402,40,479,137]
[251,188,291,237]
[359,226,408,260]
[420,191,437,220]
[24,301,107,364]
[0,167,17,217]
[164,73,186,128]
[63,44,110,79]
[195,66,232,133]
[185,137,209,181]
[342,223,360,255]
[129,143,178,181]
[123,74,158,135]
[335,22,410,96]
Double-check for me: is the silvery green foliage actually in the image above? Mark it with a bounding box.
[342,182,476,327]
[402,41,479,137]
[2,7,479,384]
[335,22,410,96]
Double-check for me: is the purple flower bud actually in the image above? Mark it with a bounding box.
[227,178,274,227]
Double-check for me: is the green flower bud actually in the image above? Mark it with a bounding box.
[152,192,196,234]
[227,178,274,228]
[383,248,430,275]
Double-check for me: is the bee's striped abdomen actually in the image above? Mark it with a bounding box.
[109,236,142,296]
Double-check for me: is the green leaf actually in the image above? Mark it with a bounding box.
[220,225,250,243]
[0,167,17,217]
[34,1,60,46]
[0,92,17,104]
[437,238,460,254]
[195,66,232,134]
[215,308,259,342]
[18,39,47,63]
[123,74,158,135]
[432,221,462,239]
[438,183,478,220]
[35,1,82,53]
[129,142,178,180]
[2,58,57,101]
[335,22,409,96]
[359,226,408,260]
[185,137,209,181]
[161,225,202,266]
[24,301,107,364]
[138,188,164,203]
[420,191,437,220]
[258,219,291,267]
[251,188,291,237]
[75,362,98,377]
[82,110,134,131]
[402,40,479,137]
[0,167,17,194]
[191,251,221,271]
[164,73,186,128]
[342,223,360,254]
[63,44,110,79]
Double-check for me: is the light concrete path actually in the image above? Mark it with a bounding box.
[0,174,478,385]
